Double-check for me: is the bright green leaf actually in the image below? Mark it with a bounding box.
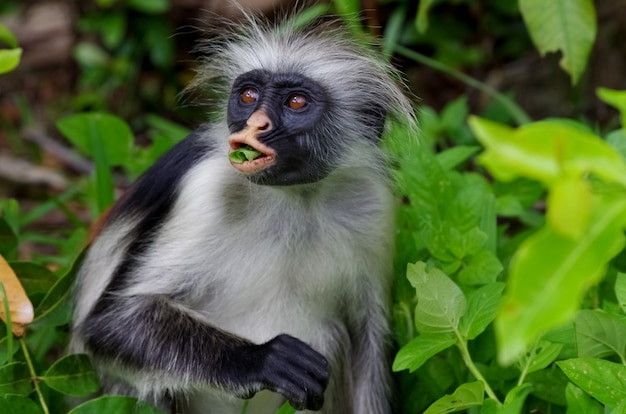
[517,340,563,376]
[546,175,592,239]
[57,112,133,166]
[565,382,603,414]
[436,146,480,171]
[0,48,22,74]
[519,0,596,84]
[407,262,467,334]
[598,88,626,128]
[574,309,626,361]
[607,129,626,160]
[495,196,626,364]
[459,283,505,340]
[558,358,626,408]
[275,402,296,414]
[423,381,484,414]
[68,395,166,414]
[0,395,42,414]
[42,354,99,396]
[470,117,626,187]
[393,332,456,373]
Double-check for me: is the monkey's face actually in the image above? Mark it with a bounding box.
[227,69,334,186]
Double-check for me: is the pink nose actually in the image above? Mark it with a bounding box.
[247,110,272,132]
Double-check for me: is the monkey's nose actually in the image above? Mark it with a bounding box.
[247,110,272,132]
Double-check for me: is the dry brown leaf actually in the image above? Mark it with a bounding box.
[0,254,34,337]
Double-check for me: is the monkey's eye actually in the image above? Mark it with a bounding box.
[241,88,258,104]
[286,94,308,110]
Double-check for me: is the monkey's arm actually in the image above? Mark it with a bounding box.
[78,292,328,411]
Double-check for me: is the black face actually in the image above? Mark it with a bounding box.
[227,69,333,186]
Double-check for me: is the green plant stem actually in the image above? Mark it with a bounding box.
[0,283,13,362]
[393,45,532,126]
[20,338,50,414]
[454,331,502,405]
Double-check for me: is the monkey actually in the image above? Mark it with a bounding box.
[69,10,415,414]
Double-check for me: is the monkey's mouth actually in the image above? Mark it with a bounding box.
[228,137,276,174]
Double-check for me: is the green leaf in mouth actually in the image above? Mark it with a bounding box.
[229,145,263,163]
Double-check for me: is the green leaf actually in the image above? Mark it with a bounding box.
[457,250,503,286]
[498,383,534,414]
[470,117,626,187]
[57,112,133,166]
[393,333,456,373]
[616,273,626,314]
[0,48,22,75]
[42,354,99,396]
[0,24,18,48]
[574,309,626,361]
[229,145,263,163]
[546,175,592,239]
[459,283,505,340]
[274,402,296,414]
[558,358,626,408]
[436,146,480,171]
[565,383,603,414]
[0,362,32,396]
[598,88,626,128]
[8,262,57,298]
[495,195,626,364]
[607,129,626,160]
[423,381,484,414]
[519,0,596,84]
[0,395,42,414]
[0,336,20,365]
[416,0,436,33]
[407,262,467,334]
[517,340,563,376]
[73,42,109,67]
[0,218,18,257]
[68,395,166,414]
[33,250,84,327]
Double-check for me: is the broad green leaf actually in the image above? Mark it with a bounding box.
[69,395,166,414]
[42,354,99,396]
[519,0,596,84]
[607,129,626,160]
[0,24,18,48]
[436,146,480,171]
[416,0,436,33]
[393,332,456,373]
[495,195,626,364]
[423,381,484,414]
[457,250,503,286]
[0,362,32,395]
[9,262,57,298]
[0,336,20,365]
[565,383,603,414]
[616,273,626,314]
[574,309,626,361]
[0,48,22,74]
[470,117,626,187]
[546,175,591,238]
[407,262,466,334]
[459,283,505,340]
[558,358,626,407]
[0,395,42,414]
[598,88,626,128]
[517,340,563,376]
[57,112,133,166]
[483,384,533,414]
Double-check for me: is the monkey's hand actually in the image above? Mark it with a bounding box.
[240,334,329,411]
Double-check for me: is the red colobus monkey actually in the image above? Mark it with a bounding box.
[70,11,414,414]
